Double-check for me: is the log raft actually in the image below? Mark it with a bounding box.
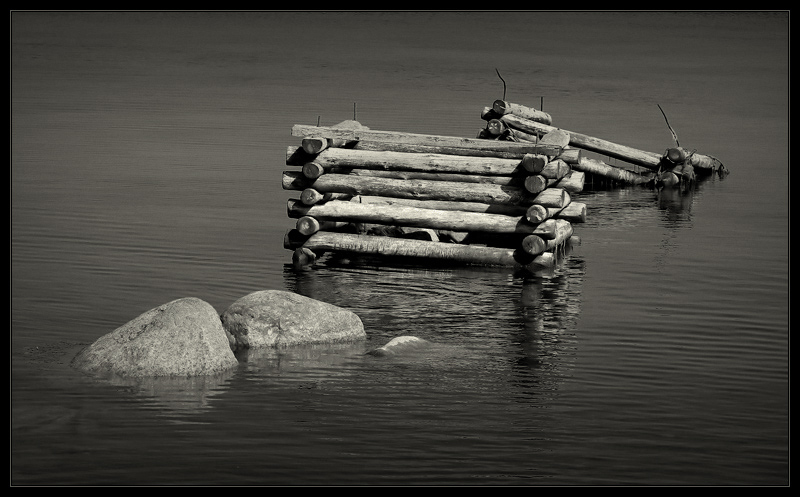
[284,117,584,269]
[280,98,723,269]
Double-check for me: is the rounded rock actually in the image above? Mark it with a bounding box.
[71,297,239,378]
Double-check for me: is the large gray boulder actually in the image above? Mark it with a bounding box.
[221,290,365,350]
[71,297,239,378]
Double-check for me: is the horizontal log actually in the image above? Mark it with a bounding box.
[526,201,587,224]
[287,199,542,235]
[540,159,570,180]
[348,140,535,159]
[554,170,585,193]
[328,167,524,186]
[295,216,351,236]
[282,171,536,206]
[354,195,529,217]
[497,114,664,170]
[522,219,574,256]
[294,147,529,176]
[300,188,353,206]
[533,188,570,209]
[292,124,553,155]
[573,157,654,185]
[492,99,553,125]
[297,231,538,268]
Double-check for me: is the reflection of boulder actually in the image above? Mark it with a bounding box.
[71,297,239,378]
[221,290,365,351]
[106,369,236,415]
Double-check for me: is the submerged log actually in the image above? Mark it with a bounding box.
[297,231,538,268]
[282,171,536,206]
[287,199,542,235]
[492,99,553,125]
[497,114,664,170]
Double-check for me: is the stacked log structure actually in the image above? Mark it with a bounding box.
[481,99,726,189]
[283,120,585,270]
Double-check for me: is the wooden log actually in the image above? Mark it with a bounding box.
[539,159,570,180]
[284,229,310,249]
[301,137,329,155]
[526,201,587,224]
[302,161,326,179]
[531,219,560,240]
[497,114,664,170]
[295,147,529,176]
[524,175,549,195]
[298,231,536,267]
[554,170,585,193]
[520,154,548,174]
[291,124,553,155]
[573,157,654,185]
[557,201,587,223]
[492,99,553,125]
[533,188,570,209]
[282,171,536,206]
[300,188,353,206]
[295,216,350,236]
[350,139,535,159]
[286,199,543,235]
[537,129,571,148]
[354,195,529,217]
[521,219,574,256]
[328,167,524,186]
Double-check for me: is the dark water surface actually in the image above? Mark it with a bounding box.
[11,11,788,486]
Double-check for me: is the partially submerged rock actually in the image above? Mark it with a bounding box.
[366,336,433,357]
[220,290,365,351]
[71,297,239,378]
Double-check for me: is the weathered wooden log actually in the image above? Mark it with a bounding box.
[520,154,548,174]
[553,170,585,193]
[539,159,570,180]
[296,216,351,236]
[300,188,353,206]
[533,188,570,209]
[292,124,552,155]
[285,229,310,249]
[302,161,326,179]
[526,201,587,224]
[497,114,664,170]
[282,171,536,206]
[521,219,574,256]
[297,231,538,268]
[349,139,533,159]
[524,175,549,195]
[327,167,524,187]
[354,195,529,217]
[492,99,553,125]
[573,157,655,185]
[286,199,542,235]
[537,129,571,149]
[293,147,529,176]
[557,201,587,223]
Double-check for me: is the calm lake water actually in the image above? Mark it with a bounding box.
[11,11,788,486]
